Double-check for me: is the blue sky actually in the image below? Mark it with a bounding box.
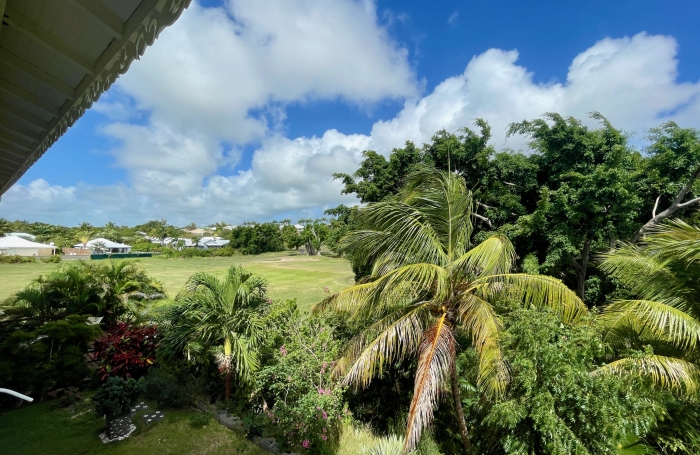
[3,0,700,226]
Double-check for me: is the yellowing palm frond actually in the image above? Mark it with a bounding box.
[599,245,688,305]
[404,315,455,452]
[452,235,516,279]
[338,304,429,388]
[645,219,700,265]
[600,299,700,351]
[476,274,586,323]
[313,263,448,320]
[598,355,700,395]
[456,293,509,399]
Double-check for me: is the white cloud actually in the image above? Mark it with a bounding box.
[5,29,700,226]
[115,0,418,143]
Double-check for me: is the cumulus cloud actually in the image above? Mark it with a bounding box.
[4,27,700,225]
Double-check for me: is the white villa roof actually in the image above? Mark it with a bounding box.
[0,235,54,249]
[5,232,36,240]
[0,0,191,197]
[198,237,230,247]
[74,237,131,248]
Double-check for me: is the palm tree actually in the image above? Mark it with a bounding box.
[77,229,93,249]
[159,266,266,400]
[91,261,165,324]
[599,219,700,394]
[312,168,585,453]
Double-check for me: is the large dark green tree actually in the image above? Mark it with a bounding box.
[504,113,643,301]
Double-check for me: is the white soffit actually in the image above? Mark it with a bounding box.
[0,0,191,197]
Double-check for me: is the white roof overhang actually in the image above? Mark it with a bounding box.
[0,0,191,197]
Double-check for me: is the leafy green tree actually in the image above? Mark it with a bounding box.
[228,222,284,254]
[159,266,266,400]
[281,223,303,250]
[466,308,658,454]
[314,167,584,453]
[506,112,642,300]
[333,142,423,203]
[298,219,330,255]
[599,219,700,393]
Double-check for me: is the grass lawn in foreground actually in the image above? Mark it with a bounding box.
[0,251,354,311]
[0,398,267,455]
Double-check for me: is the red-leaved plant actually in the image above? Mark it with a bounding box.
[93,322,158,380]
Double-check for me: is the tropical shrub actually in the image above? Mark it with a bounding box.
[92,376,144,424]
[93,322,158,380]
[41,255,61,263]
[158,265,266,400]
[0,315,101,400]
[464,308,659,454]
[253,299,347,453]
[0,255,34,263]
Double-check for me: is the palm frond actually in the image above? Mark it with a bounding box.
[599,244,690,306]
[404,315,455,453]
[400,167,473,261]
[456,293,509,399]
[313,263,447,320]
[598,355,700,395]
[452,235,516,279]
[476,273,586,323]
[645,219,700,265]
[342,203,447,267]
[338,304,430,388]
[600,299,700,351]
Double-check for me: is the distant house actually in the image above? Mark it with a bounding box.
[197,237,230,250]
[294,224,304,233]
[163,238,196,249]
[0,236,55,257]
[184,228,207,236]
[4,232,36,241]
[74,238,132,254]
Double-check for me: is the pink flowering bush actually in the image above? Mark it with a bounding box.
[252,299,348,454]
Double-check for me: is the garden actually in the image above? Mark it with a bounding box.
[3,114,700,454]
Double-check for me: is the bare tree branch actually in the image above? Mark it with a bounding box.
[632,164,700,243]
[473,213,493,229]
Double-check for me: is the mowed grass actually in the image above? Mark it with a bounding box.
[0,398,267,455]
[0,251,355,311]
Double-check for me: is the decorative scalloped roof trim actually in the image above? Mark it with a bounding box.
[0,0,192,196]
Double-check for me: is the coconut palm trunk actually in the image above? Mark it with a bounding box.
[450,362,471,451]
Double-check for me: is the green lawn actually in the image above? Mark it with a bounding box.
[0,398,267,455]
[0,251,355,311]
